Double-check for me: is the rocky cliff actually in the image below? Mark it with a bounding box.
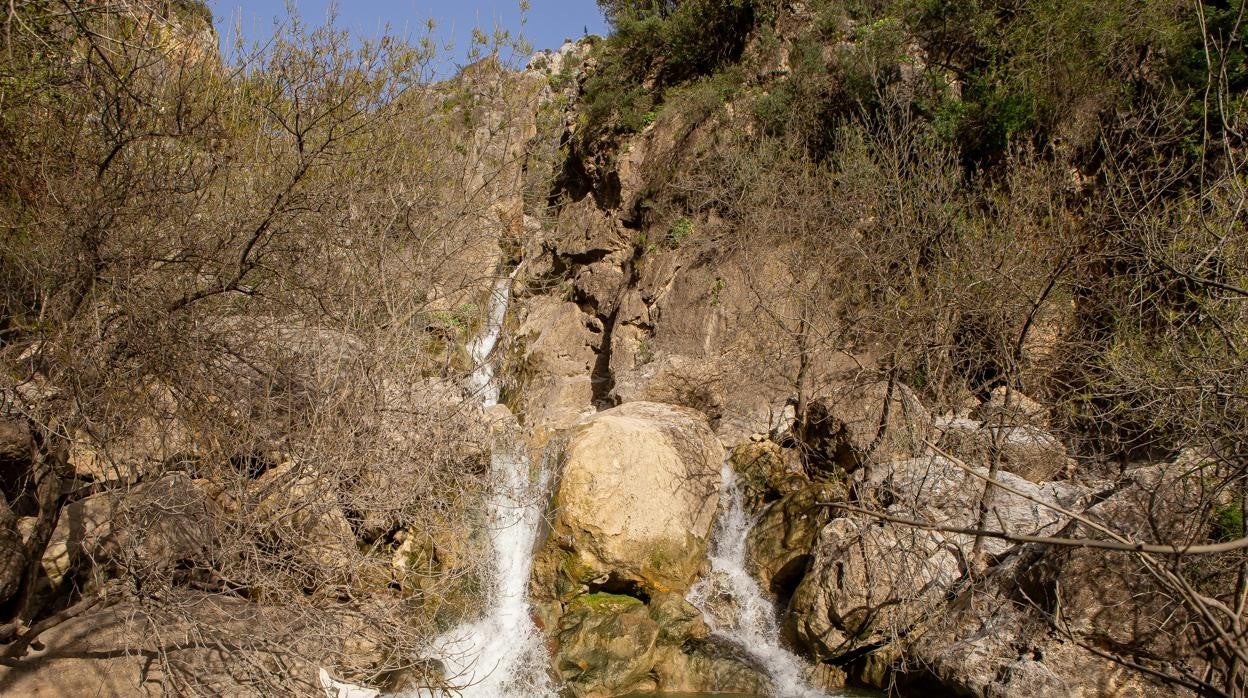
[1,1,1244,696]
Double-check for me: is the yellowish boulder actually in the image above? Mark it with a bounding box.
[536,401,723,598]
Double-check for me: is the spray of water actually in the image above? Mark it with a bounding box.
[687,461,829,697]
[465,274,514,408]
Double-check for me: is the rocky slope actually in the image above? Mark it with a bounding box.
[1,1,1241,696]
[490,8,1230,693]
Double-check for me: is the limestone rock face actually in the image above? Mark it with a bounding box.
[554,593,661,697]
[803,380,933,473]
[861,455,1087,557]
[55,472,217,576]
[511,296,600,432]
[537,401,724,597]
[1032,464,1210,662]
[729,439,807,514]
[745,480,843,599]
[551,197,631,263]
[790,517,961,658]
[970,386,1049,428]
[912,546,1162,698]
[791,455,1090,660]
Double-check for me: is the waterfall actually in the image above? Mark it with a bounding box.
[419,270,554,696]
[687,461,829,698]
[323,271,554,698]
[465,274,514,407]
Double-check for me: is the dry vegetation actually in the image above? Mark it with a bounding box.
[582,0,1247,694]
[0,0,536,693]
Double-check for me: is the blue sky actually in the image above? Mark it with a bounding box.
[207,1,608,74]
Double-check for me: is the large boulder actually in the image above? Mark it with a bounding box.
[862,455,1088,557]
[651,637,768,695]
[54,472,217,580]
[790,455,1091,661]
[1025,463,1211,664]
[937,417,1075,483]
[552,590,767,697]
[790,517,961,659]
[0,599,329,697]
[745,480,843,599]
[802,380,933,473]
[554,593,661,697]
[911,545,1168,698]
[534,401,723,598]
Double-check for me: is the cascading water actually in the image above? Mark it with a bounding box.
[416,271,555,696]
[687,461,830,698]
[323,272,554,698]
[465,274,515,407]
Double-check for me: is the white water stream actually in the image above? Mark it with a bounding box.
[323,272,554,698]
[419,271,555,697]
[323,272,831,698]
[686,461,830,697]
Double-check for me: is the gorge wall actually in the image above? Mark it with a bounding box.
[0,1,1243,697]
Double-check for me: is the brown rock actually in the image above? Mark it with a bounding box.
[803,380,933,472]
[534,402,724,598]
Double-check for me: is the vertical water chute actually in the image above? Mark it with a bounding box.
[420,269,555,696]
[687,461,830,698]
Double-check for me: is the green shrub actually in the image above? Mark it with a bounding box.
[581,0,773,136]
[666,217,693,247]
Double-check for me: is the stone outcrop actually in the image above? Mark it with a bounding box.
[790,454,1092,666]
[52,473,217,582]
[552,591,765,697]
[729,439,807,513]
[745,479,843,599]
[528,401,781,697]
[534,401,723,598]
[790,516,962,658]
[937,415,1075,483]
[510,296,601,432]
[802,380,933,473]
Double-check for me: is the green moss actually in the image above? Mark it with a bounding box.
[1213,501,1244,543]
[567,592,644,615]
[560,550,598,584]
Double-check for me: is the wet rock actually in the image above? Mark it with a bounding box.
[745,480,843,598]
[651,636,769,695]
[554,593,660,697]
